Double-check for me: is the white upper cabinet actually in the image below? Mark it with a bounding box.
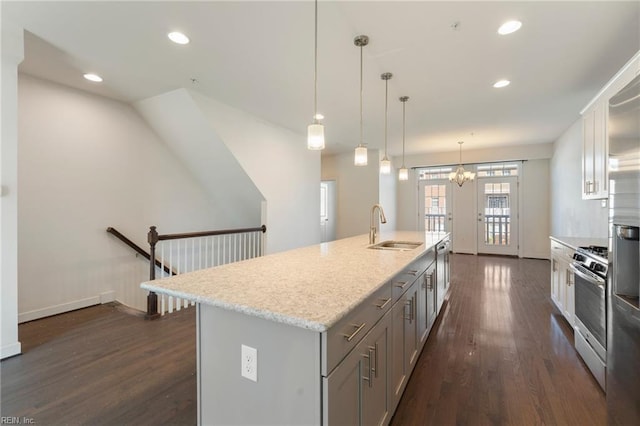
[581,50,640,200]
[582,99,608,199]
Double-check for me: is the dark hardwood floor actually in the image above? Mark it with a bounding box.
[1,254,605,425]
[1,303,197,425]
[391,254,606,426]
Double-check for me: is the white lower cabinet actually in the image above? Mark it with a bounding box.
[550,239,575,326]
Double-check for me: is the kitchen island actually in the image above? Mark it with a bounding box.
[142,230,450,425]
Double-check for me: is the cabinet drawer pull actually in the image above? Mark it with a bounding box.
[407,269,419,276]
[425,272,434,290]
[411,297,415,322]
[343,322,366,342]
[394,281,409,289]
[375,298,391,310]
[404,299,415,322]
[362,347,374,388]
[373,343,379,378]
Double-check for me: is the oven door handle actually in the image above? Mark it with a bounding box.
[569,263,606,287]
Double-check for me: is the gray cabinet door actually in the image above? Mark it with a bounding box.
[362,311,391,426]
[404,285,419,370]
[436,250,445,313]
[324,311,392,426]
[417,270,428,346]
[391,290,408,408]
[391,282,419,408]
[323,349,362,426]
[425,263,437,335]
[418,261,436,346]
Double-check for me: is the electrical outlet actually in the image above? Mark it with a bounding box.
[241,344,257,382]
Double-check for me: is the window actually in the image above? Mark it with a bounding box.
[418,167,454,180]
[476,163,519,177]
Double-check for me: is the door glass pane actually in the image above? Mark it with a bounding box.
[483,182,511,245]
[424,184,446,232]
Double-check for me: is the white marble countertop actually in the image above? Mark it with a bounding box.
[141,231,448,332]
[549,235,608,250]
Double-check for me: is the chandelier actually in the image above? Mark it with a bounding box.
[449,141,475,187]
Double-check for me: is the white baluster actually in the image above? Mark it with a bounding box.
[161,242,166,279]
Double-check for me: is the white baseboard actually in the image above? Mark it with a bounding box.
[522,251,551,260]
[1,341,22,359]
[19,296,100,323]
[99,291,116,303]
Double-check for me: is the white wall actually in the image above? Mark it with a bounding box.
[1,23,23,359]
[134,90,263,229]
[521,159,551,258]
[395,143,554,230]
[17,74,232,320]
[322,151,387,239]
[190,90,321,254]
[395,143,553,258]
[550,119,608,238]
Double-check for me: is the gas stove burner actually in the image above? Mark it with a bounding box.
[578,245,609,259]
[574,245,609,279]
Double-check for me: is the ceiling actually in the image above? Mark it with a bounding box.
[4,1,639,157]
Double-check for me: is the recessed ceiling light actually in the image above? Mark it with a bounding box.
[83,73,103,82]
[493,79,510,88]
[498,20,522,35]
[168,31,190,45]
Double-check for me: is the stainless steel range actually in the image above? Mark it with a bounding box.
[571,245,608,390]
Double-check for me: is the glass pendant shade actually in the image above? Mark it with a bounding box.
[380,157,391,174]
[354,145,368,166]
[307,122,325,150]
[398,167,409,181]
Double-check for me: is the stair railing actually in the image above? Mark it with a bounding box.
[106,227,177,277]
[147,224,266,318]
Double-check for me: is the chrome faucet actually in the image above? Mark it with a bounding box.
[369,204,387,244]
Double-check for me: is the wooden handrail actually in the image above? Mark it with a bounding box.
[106,227,176,277]
[157,225,266,241]
[146,224,266,320]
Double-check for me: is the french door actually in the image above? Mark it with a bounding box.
[476,176,518,255]
[418,180,452,233]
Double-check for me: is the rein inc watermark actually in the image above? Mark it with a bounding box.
[1,417,35,424]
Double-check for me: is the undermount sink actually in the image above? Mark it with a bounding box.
[368,240,423,251]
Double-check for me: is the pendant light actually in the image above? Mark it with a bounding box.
[307,0,324,150]
[354,35,369,166]
[398,96,409,181]
[449,141,476,187]
[380,72,392,174]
